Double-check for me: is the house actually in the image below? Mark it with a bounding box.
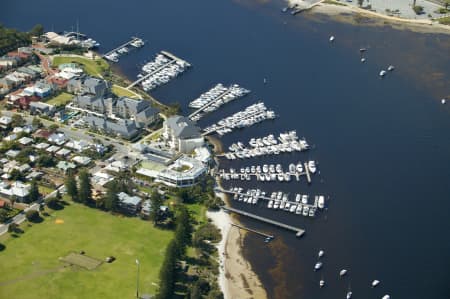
[4,134,17,142]
[55,148,71,157]
[46,145,61,154]
[67,76,108,97]
[163,115,204,153]
[48,132,66,145]
[72,155,91,166]
[23,81,52,98]
[18,136,34,146]
[117,192,142,214]
[56,161,76,173]
[0,116,12,128]
[64,139,90,152]
[0,181,31,202]
[5,149,20,159]
[91,171,114,187]
[34,142,50,150]
[84,115,138,139]
[29,101,55,116]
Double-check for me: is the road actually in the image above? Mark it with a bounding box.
[0,185,65,235]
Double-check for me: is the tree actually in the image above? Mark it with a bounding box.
[413,5,424,15]
[78,169,93,205]
[55,190,62,200]
[36,154,55,167]
[10,195,17,208]
[156,239,178,299]
[65,173,78,201]
[29,180,40,202]
[8,222,19,233]
[149,190,163,225]
[49,124,59,131]
[104,182,119,211]
[45,196,59,209]
[25,210,40,222]
[444,0,450,9]
[0,209,8,222]
[357,0,364,7]
[32,117,43,128]
[9,169,25,181]
[174,206,191,257]
[29,24,44,37]
[189,282,202,299]
[11,114,24,128]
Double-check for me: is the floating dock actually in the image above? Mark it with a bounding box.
[218,170,310,183]
[222,206,305,237]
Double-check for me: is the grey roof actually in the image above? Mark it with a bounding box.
[30,101,55,110]
[118,192,142,206]
[114,97,149,117]
[166,115,201,139]
[84,115,138,139]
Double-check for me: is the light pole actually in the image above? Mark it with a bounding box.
[136,259,140,299]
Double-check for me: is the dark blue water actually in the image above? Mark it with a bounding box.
[3,0,450,298]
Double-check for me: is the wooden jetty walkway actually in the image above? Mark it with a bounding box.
[218,169,311,183]
[222,206,305,237]
[230,223,274,239]
[103,37,141,57]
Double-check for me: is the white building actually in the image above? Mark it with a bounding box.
[163,115,204,154]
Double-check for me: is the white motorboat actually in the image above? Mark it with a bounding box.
[295,205,302,214]
[442,98,446,104]
[329,36,335,42]
[318,196,325,209]
[302,195,308,204]
[295,194,301,202]
[387,65,395,71]
[308,161,317,173]
[314,262,323,271]
[296,163,303,173]
[382,295,390,299]
[318,250,324,258]
[372,280,380,287]
[340,269,348,277]
[379,70,387,77]
[320,279,325,288]
[289,163,296,174]
[361,58,366,63]
[346,291,352,299]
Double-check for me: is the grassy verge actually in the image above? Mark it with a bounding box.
[46,92,73,106]
[112,84,140,99]
[52,56,109,77]
[438,16,450,25]
[0,202,173,299]
[38,184,55,196]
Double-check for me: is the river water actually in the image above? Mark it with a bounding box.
[2,0,450,298]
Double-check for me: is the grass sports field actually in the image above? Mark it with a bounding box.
[0,202,173,299]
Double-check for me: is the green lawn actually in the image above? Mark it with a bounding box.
[46,92,73,106]
[438,16,450,25]
[38,184,55,196]
[52,56,109,77]
[112,85,139,99]
[0,203,173,299]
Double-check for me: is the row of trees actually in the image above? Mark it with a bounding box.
[64,169,92,205]
[156,206,192,299]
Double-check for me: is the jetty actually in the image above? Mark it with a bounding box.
[103,36,143,59]
[222,206,305,237]
[127,51,190,90]
[230,222,274,239]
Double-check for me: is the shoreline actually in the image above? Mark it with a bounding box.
[288,0,450,35]
[207,194,268,299]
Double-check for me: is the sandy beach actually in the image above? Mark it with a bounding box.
[207,194,267,299]
[287,0,450,35]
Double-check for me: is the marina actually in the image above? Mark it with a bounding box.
[219,187,326,218]
[103,36,145,62]
[127,51,191,90]
[221,205,305,237]
[219,130,309,160]
[188,83,250,121]
[202,102,276,136]
[218,161,316,184]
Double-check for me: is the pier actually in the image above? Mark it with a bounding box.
[230,223,274,239]
[218,188,319,210]
[218,170,310,183]
[304,162,311,184]
[222,206,305,237]
[126,51,189,89]
[103,36,142,58]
